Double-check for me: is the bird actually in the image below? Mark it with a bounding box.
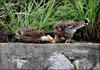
[53,19,88,43]
[15,28,54,43]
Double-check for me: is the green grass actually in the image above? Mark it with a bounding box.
[55,0,99,31]
[0,0,58,32]
[0,0,99,33]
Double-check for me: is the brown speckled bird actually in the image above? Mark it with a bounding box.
[53,19,88,43]
[15,28,54,43]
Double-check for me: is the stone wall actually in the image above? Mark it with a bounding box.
[0,43,100,70]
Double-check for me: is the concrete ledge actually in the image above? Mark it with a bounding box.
[0,43,100,69]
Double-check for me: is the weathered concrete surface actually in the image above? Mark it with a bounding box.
[73,58,93,69]
[0,43,100,69]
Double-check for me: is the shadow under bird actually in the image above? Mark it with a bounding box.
[53,19,88,43]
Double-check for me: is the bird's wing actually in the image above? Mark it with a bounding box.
[65,20,77,29]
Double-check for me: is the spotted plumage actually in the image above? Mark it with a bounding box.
[53,20,88,43]
[15,28,54,43]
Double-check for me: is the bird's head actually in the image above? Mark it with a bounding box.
[76,19,88,29]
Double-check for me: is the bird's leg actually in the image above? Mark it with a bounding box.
[54,35,60,43]
[65,37,71,43]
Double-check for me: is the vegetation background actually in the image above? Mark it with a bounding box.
[0,0,100,42]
